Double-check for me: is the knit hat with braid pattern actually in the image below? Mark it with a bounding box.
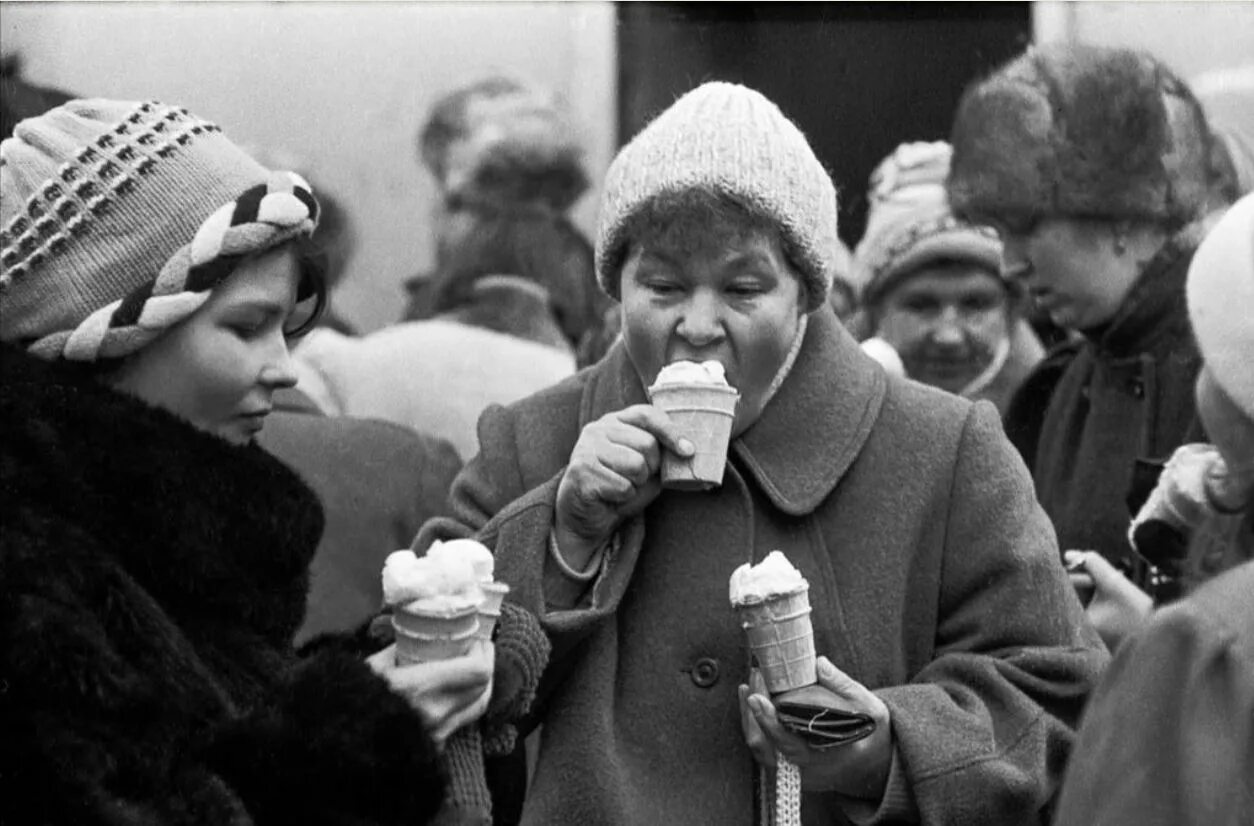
[1,99,318,362]
[595,82,839,311]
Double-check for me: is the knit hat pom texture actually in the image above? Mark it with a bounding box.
[853,141,1002,305]
[595,82,838,311]
[1186,193,1254,418]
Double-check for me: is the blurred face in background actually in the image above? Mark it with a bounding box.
[874,261,1010,394]
[619,212,806,437]
[111,246,304,445]
[991,215,1144,332]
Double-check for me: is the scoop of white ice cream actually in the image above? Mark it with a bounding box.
[428,538,495,583]
[382,547,482,610]
[652,359,728,387]
[729,550,808,606]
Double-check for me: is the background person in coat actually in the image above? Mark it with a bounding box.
[948,45,1217,579]
[0,100,493,824]
[851,140,1043,417]
[417,82,1107,826]
[1053,193,1254,826]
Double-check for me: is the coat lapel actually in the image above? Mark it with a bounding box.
[579,306,886,516]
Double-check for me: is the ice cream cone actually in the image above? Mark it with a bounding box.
[393,623,479,665]
[736,586,817,693]
[391,601,480,665]
[647,383,739,491]
[475,581,510,641]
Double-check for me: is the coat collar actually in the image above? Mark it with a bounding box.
[1090,221,1202,357]
[579,307,886,515]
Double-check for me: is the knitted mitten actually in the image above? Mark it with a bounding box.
[432,727,492,826]
[482,601,551,755]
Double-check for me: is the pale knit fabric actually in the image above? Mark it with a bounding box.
[293,322,575,461]
[595,82,838,311]
[0,99,315,360]
[852,141,1001,305]
[1187,193,1254,415]
[775,756,803,826]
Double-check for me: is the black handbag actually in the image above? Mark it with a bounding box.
[771,684,876,750]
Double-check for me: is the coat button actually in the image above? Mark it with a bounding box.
[691,657,720,688]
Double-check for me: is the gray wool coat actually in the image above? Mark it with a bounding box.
[418,307,1108,826]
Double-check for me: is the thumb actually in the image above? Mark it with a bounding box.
[816,656,867,700]
[1079,552,1130,591]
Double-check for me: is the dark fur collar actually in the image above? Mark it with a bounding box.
[0,344,324,647]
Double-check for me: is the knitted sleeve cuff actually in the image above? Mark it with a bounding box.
[483,601,552,754]
[433,727,492,826]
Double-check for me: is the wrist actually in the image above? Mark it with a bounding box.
[552,518,608,573]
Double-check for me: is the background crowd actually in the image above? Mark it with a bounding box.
[2,5,1253,826]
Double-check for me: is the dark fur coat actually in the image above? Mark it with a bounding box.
[0,344,444,825]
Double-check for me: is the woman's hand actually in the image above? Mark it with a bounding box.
[739,657,894,801]
[366,640,495,748]
[554,404,693,565]
[1064,550,1153,651]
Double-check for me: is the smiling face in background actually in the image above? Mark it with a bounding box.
[874,262,1010,394]
[619,204,806,437]
[111,245,303,445]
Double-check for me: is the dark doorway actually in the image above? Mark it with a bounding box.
[616,2,1032,247]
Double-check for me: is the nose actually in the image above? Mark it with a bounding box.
[928,307,966,348]
[675,290,726,348]
[259,334,299,390]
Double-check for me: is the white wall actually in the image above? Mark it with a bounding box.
[1034,1,1254,79]
[1,1,617,332]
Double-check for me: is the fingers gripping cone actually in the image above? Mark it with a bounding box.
[648,382,739,490]
[738,585,817,693]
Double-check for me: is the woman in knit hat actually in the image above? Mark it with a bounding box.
[1053,193,1254,826]
[417,81,1105,826]
[0,100,494,824]
[853,140,1043,416]
[948,44,1216,583]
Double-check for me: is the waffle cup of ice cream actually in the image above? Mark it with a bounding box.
[647,360,740,491]
[383,547,484,665]
[729,551,817,693]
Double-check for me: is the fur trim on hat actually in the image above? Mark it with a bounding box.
[595,82,838,312]
[948,44,1214,225]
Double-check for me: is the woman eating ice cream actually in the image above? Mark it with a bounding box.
[417,82,1107,825]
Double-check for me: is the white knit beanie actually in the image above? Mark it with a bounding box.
[1187,193,1254,417]
[1,99,318,361]
[852,141,1002,306]
[595,82,838,311]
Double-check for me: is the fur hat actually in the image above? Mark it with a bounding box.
[1187,193,1254,417]
[595,82,839,312]
[948,44,1214,226]
[1,99,317,361]
[853,141,1002,306]
[419,75,589,213]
